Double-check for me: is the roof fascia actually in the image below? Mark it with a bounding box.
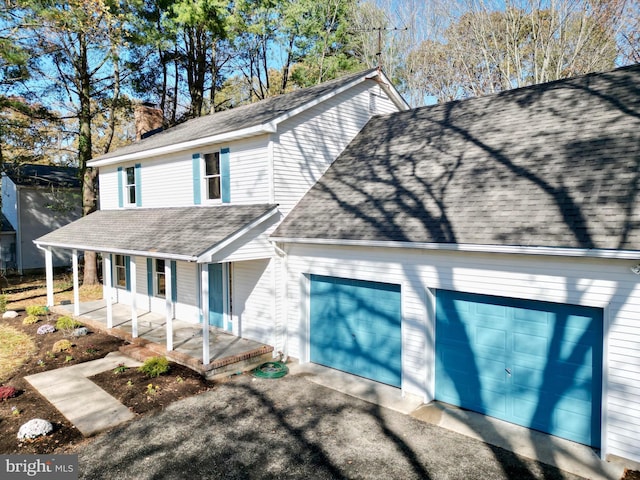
[88,123,277,168]
[270,237,640,260]
[368,70,411,111]
[196,206,279,263]
[32,240,197,262]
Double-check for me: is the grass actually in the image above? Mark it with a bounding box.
[5,276,103,311]
[0,325,37,383]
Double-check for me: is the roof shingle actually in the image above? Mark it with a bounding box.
[272,64,640,251]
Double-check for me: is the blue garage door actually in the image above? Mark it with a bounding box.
[310,275,402,387]
[435,290,602,446]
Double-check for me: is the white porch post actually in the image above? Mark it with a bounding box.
[44,248,54,307]
[130,257,138,338]
[165,259,173,351]
[72,249,80,316]
[201,264,210,365]
[104,253,113,329]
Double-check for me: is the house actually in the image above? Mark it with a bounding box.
[270,64,640,464]
[1,163,82,273]
[33,68,408,357]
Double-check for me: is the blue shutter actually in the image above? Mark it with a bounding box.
[171,261,177,302]
[146,258,153,295]
[117,167,123,208]
[134,163,142,207]
[220,148,230,203]
[192,153,201,205]
[125,256,131,291]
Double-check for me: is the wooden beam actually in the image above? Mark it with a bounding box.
[72,250,80,316]
[165,259,173,351]
[104,254,113,329]
[201,264,210,365]
[130,257,138,338]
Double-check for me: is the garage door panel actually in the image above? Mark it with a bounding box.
[436,290,602,447]
[310,275,401,388]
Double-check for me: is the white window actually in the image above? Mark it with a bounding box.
[155,259,166,298]
[125,166,136,205]
[114,255,127,288]
[204,152,221,201]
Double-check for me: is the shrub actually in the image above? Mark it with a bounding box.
[26,306,48,316]
[52,339,73,353]
[22,315,40,325]
[36,324,56,335]
[138,356,170,378]
[55,316,81,333]
[0,295,7,314]
[0,385,18,401]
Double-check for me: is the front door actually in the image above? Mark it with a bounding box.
[208,263,224,328]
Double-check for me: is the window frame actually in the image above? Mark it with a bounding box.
[125,166,136,205]
[155,259,166,298]
[114,254,127,288]
[203,151,221,202]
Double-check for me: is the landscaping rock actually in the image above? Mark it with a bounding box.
[2,310,18,319]
[37,324,56,335]
[73,327,89,337]
[17,418,53,440]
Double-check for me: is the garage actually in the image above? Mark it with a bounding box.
[309,275,402,387]
[435,290,602,446]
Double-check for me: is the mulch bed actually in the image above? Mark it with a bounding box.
[0,311,213,454]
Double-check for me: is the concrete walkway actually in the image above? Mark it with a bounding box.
[25,352,142,436]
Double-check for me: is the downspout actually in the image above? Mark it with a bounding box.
[272,241,288,362]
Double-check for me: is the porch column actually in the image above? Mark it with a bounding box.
[200,264,210,366]
[44,248,54,307]
[130,257,138,338]
[104,253,113,328]
[165,259,173,351]
[72,249,80,316]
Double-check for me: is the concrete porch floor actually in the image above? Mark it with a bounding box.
[55,300,273,379]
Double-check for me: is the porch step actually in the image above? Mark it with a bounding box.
[119,344,158,363]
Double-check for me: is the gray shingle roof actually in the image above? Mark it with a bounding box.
[272,64,640,251]
[3,164,80,188]
[35,205,277,260]
[95,68,379,162]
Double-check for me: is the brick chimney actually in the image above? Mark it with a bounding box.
[134,102,164,141]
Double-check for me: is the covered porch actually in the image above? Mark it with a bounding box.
[57,300,273,379]
[34,205,281,376]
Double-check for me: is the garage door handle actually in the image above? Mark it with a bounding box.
[505,368,512,376]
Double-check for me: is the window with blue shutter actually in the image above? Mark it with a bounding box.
[113,254,130,291]
[134,163,142,206]
[198,148,230,203]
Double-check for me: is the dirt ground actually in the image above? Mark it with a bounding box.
[0,310,212,455]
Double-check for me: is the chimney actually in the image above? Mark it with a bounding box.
[134,102,164,141]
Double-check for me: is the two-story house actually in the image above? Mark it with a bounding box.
[34,67,409,362]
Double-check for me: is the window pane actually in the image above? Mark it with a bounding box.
[126,167,135,184]
[205,153,220,175]
[128,185,136,204]
[157,274,166,296]
[116,268,126,287]
[207,177,220,199]
[115,255,125,267]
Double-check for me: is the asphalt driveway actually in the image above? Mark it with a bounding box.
[76,371,586,480]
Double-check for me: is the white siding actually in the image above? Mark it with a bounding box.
[282,243,640,464]
[98,137,270,210]
[273,80,400,216]
[233,258,275,345]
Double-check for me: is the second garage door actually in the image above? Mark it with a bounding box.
[309,275,402,387]
[435,290,603,446]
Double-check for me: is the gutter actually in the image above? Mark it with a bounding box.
[269,237,640,261]
[88,123,277,167]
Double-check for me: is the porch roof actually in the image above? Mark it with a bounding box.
[34,204,278,262]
